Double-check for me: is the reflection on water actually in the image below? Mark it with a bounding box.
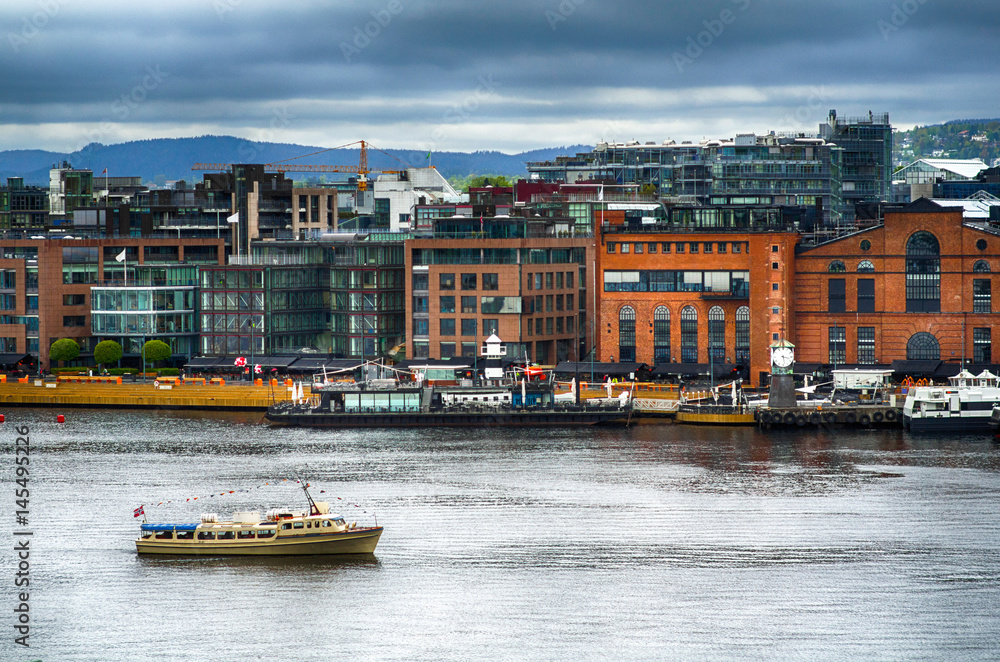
[5,408,1000,661]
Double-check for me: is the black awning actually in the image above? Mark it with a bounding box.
[0,353,32,367]
[890,360,941,375]
[254,356,298,368]
[792,362,824,374]
[651,363,736,376]
[285,357,331,371]
[932,362,963,379]
[553,362,644,377]
[184,356,225,368]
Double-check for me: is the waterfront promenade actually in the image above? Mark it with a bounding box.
[0,379,300,410]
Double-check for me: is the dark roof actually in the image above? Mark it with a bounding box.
[0,353,33,367]
[892,197,951,213]
[553,362,644,377]
[890,359,941,375]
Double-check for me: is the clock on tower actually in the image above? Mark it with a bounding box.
[770,340,795,375]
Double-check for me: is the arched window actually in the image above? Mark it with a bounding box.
[828,260,846,273]
[906,332,940,360]
[857,260,875,273]
[708,306,725,363]
[618,306,635,363]
[906,231,940,312]
[735,306,750,365]
[681,306,698,363]
[973,260,991,273]
[653,306,670,364]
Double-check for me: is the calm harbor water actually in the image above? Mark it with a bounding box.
[4,409,1000,660]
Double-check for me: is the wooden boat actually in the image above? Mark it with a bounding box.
[136,485,381,556]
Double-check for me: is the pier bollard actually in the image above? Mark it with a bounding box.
[57,414,65,423]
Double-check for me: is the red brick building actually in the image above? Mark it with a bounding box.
[595,207,800,385]
[793,199,1000,369]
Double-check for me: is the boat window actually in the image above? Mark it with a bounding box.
[281,523,291,530]
[306,521,313,528]
[141,530,154,538]
[293,522,304,529]
[176,531,194,540]
[256,529,275,537]
[334,518,346,526]
[237,531,256,539]
[155,531,173,540]
[197,531,216,540]
[217,531,235,540]
[322,520,332,527]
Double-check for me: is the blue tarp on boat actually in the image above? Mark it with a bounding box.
[141,523,199,532]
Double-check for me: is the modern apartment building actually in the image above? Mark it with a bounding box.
[819,110,893,222]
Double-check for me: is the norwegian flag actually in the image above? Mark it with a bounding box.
[254,364,262,374]
[234,356,247,368]
[133,505,144,518]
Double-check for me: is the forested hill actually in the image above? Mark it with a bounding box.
[895,119,1000,166]
[0,136,591,186]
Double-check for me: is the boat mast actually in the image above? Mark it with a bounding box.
[301,482,320,516]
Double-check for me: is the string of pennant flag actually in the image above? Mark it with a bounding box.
[134,478,373,516]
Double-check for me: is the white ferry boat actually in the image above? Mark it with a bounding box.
[136,485,382,556]
[902,370,1000,432]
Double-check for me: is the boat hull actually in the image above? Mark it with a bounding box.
[265,409,629,427]
[902,414,993,433]
[136,527,382,556]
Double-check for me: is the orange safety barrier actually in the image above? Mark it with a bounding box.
[255,378,262,386]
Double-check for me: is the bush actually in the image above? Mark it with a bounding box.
[52,366,98,374]
[157,368,180,376]
[107,368,139,376]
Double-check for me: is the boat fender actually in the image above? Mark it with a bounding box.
[822,412,836,424]
[809,412,821,425]
[759,411,771,424]
[873,411,884,423]
[783,412,797,426]
[845,412,857,424]
[349,522,356,530]
[860,414,871,427]
[885,409,897,422]
[795,414,807,427]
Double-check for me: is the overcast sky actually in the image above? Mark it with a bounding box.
[2,0,997,154]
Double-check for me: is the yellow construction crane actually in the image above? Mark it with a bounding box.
[192,140,408,190]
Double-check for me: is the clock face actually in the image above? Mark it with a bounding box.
[772,347,794,368]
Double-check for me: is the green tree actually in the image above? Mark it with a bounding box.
[49,338,81,365]
[142,340,172,369]
[93,340,123,367]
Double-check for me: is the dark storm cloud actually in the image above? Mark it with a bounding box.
[2,0,998,151]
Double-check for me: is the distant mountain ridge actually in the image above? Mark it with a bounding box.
[0,136,593,186]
